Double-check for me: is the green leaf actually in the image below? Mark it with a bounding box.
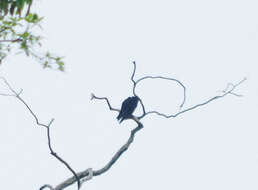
[22,31,29,38]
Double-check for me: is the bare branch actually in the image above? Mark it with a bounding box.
[54,121,144,190]
[140,78,246,119]
[0,77,81,190]
[0,92,15,96]
[91,93,120,112]
[93,121,143,176]
[0,77,18,94]
[130,62,187,119]
[127,62,245,120]
[220,81,244,97]
[39,184,54,190]
[131,61,146,116]
[46,120,81,190]
[135,76,186,108]
[131,61,137,94]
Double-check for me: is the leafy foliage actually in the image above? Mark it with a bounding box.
[0,1,65,71]
[0,13,65,71]
[0,0,65,71]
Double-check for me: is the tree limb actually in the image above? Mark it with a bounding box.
[54,120,143,190]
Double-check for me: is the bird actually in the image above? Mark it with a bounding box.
[117,96,139,123]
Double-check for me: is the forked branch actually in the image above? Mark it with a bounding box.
[0,77,81,190]
[54,121,143,190]
[128,62,245,119]
[1,77,143,190]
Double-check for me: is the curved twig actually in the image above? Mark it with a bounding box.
[131,61,137,94]
[131,61,146,117]
[91,93,119,112]
[135,76,186,108]
[130,62,187,119]
[140,77,246,119]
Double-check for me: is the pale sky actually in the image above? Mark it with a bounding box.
[0,0,258,189]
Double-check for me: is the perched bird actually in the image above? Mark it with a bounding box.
[117,96,139,123]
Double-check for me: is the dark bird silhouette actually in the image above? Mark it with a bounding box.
[117,96,139,123]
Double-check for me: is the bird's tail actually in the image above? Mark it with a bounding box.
[119,118,124,124]
[117,113,122,123]
[117,113,124,124]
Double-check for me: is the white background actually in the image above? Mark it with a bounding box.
[0,0,257,189]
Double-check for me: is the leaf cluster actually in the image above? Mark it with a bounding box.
[0,13,65,71]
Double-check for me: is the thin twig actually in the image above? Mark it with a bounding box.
[131,61,137,94]
[130,61,187,119]
[91,93,120,112]
[46,120,81,189]
[135,75,186,108]
[220,82,243,97]
[131,61,146,116]
[0,92,14,96]
[140,77,246,119]
[0,38,22,43]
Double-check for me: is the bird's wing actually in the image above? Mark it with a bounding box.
[117,97,131,120]
[122,97,138,117]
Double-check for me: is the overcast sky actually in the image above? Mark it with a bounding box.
[0,0,258,189]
